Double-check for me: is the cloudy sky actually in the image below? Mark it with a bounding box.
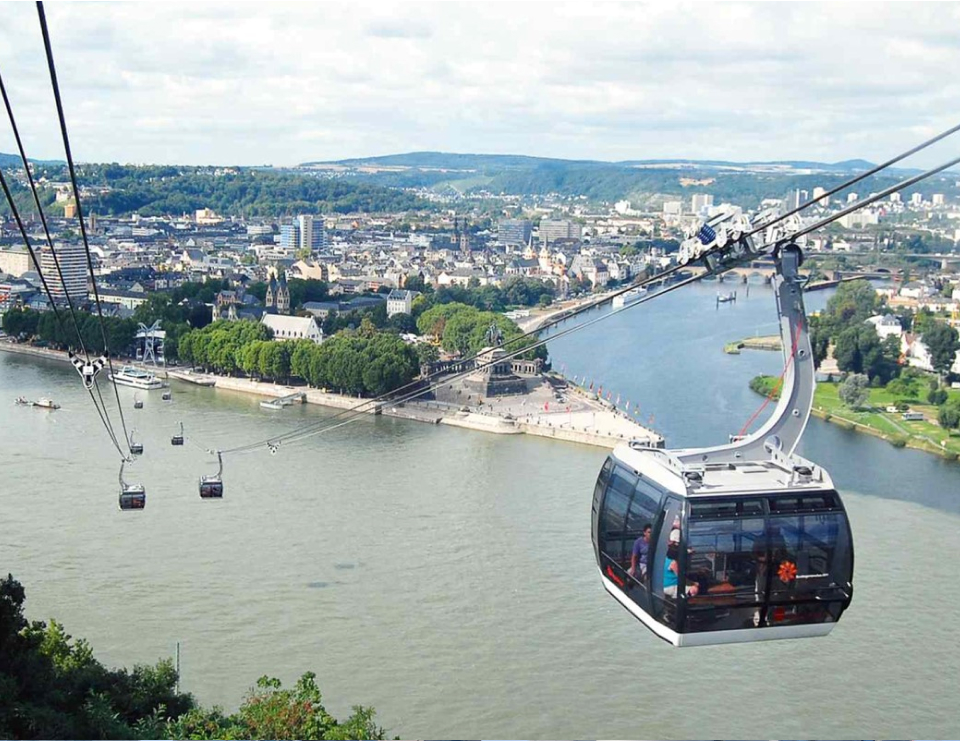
[1,2,959,167]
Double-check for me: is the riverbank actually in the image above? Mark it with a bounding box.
[750,374,960,462]
[1,339,660,449]
[185,370,662,450]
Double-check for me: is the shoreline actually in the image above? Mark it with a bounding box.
[809,406,959,462]
[1,340,662,450]
[743,372,959,463]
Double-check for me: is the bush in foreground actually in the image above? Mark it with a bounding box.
[0,574,387,740]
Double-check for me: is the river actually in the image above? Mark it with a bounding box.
[1,280,958,739]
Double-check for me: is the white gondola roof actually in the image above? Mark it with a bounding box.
[612,441,835,498]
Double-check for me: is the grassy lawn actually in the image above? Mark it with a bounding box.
[752,375,960,459]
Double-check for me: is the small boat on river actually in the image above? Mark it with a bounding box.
[612,286,649,309]
[15,396,60,409]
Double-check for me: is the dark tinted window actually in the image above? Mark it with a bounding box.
[600,465,637,536]
[767,512,852,601]
[686,517,767,599]
[690,498,765,519]
[769,491,839,513]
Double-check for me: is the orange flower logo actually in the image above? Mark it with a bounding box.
[778,560,798,583]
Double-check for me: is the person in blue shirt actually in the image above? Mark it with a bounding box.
[663,535,699,599]
[628,524,652,580]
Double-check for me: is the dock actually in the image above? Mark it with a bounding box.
[260,391,307,409]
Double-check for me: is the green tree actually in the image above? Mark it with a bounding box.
[839,373,870,409]
[922,322,960,378]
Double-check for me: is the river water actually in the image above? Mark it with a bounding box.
[2,280,959,739]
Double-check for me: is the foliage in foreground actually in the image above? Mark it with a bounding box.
[0,574,387,740]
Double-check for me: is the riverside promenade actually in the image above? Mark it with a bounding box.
[179,370,662,450]
[1,340,662,449]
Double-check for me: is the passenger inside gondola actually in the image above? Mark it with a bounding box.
[628,524,652,580]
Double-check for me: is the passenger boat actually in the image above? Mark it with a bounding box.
[34,397,60,409]
[612,286,650,309]
[109,365,164,390]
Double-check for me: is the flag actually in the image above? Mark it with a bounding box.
[589,381,594,391]
[616,393,621,406]
[606,390,612,401]
[598,385,603,396]
[649,413,655,424]
[625,400,631,411]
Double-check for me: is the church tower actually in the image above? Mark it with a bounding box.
[265,275,277,310]
[276,272,290,314]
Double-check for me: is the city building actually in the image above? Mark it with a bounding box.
[40,243,88,305]
[298,214,325,252]
[933,193,945,207]
[691,194,714,214]
[386,289,417,317]
[539,219,582,245]
[910,193,923,207]
[499,219,533,246]
[261,313,324,344]
[662,201,683,218]
[279,223,300,251]
[195,208,222,225]
[0,247,35,277]
[813,187,829,207]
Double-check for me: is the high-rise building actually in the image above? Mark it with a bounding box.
[40,243,88,305]
[910,193,923,207]
[298,214,325,252]
[813,187,829,207]
[279,223,300,251]
[846,193,858,204]
[539,219,581,245]
[932,193,945,207]
[691,194,714,214]
[498,219,533,246]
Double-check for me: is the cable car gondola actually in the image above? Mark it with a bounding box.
[128,429,143,456]
[592,244,853,647]
[171,421,184,446]
[118,461,146,510]
[199,452,224,499]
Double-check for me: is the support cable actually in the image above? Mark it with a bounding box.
[0,68,90,361]
[745,121,960,239]
[0,167,127,458]
[36,1,132,448]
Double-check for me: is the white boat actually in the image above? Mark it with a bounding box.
[717,291,737,304]
[34,397,60,409]
[109,365,164,390]
[612,286,649,308]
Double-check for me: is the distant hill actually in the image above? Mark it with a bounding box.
[304,151,891,174]
[296,151,948,206]
[0,151,66,169]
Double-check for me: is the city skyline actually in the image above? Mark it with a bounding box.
[0,2,959,168]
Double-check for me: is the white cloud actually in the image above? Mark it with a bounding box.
[0,2,957,167]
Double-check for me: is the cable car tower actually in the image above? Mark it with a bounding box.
[592,215,854,647]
